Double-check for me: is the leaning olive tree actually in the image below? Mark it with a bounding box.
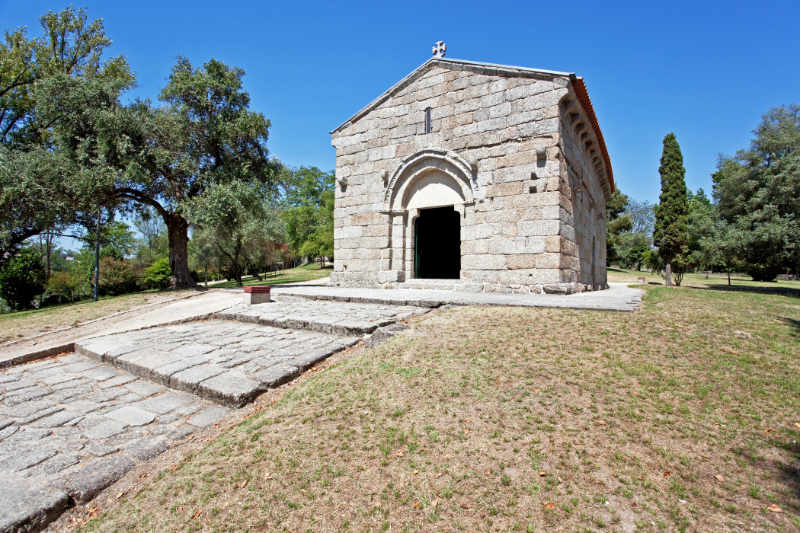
[120,58,277,288]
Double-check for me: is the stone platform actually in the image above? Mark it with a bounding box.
[216,296,424,335]
[271,282,644,312]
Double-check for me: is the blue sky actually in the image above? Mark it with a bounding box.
[2,0,798,204]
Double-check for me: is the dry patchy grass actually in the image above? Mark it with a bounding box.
[80,286,799,532]
[0,290,194,344]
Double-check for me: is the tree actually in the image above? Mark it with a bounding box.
[97,221,137,260]
[713,105,800,281]
[616,232,650,270]
[685,188,718,271]
[133,206,168,264]
[696,219,742,286]
[283,167,335,262]
[189,230,219,285]
[121,58,277,288]
[0,7,129,268]
[625,199,655,239]
[46,270,82,303]
[654,133,689,286]
[183,180,284,285]
[0,247,45,310]
[605,190,632,266]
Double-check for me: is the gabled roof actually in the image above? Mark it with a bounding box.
[331,57,614,192]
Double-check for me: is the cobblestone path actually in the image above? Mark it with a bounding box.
[1,296,427,531]
[76,320,361,407]
[0,353,228,531]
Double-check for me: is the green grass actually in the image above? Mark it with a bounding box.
[210,263,332,289]
[78,282,800,532]
[608,268,800,295]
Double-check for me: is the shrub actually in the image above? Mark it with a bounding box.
[143,257,172,290]
[98,257,138,296]
[0,248,46,310]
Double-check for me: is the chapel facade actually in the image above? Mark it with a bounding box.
[330,53,614,294]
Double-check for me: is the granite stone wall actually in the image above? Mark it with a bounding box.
[330,59,610,293]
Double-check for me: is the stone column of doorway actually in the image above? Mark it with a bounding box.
[453,203,467,280]
[405,208,419,279]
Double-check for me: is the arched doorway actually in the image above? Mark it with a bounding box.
[383,149,475,283]
[414,206,460,279]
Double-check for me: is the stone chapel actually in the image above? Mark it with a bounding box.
[329,47,614,294]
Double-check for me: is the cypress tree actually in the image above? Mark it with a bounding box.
[654,133,689,286]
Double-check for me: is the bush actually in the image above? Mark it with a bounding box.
[46,271,83,303]
[744,264,783,282]
[0,248,46,310]
[98,257,138,296]
[143,257,172,290]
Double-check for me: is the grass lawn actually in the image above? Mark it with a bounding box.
[608,268,800,296]
[0,290,195,344]
[209,263,332,289]
[79,284,799,532]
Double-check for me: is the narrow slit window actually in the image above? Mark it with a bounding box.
[424,107,432,134]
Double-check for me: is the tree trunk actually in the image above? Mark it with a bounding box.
[166,214,194,289]
[233,238,243,286]
[727,271,731,286]
[665,262,673,287]
[93,215,101,302]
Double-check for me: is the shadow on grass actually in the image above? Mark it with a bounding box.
[770,437,800,504]
[736,440,800,508]
[700,284,800,298]
[780,317,800,337]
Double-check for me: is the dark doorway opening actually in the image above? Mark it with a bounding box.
[414,206,460,279]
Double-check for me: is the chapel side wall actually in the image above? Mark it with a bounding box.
[332,63,577,292]
[558,97,609,290]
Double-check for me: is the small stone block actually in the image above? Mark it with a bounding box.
[243,291,271,305]
[243,285,271,294]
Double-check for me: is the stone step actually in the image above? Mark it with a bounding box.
[391,279,483,292]
[75,320,360,407]
[215,296,426,335]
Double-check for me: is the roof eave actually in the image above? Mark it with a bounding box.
[569,75,615,193]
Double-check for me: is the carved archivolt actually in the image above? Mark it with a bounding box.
[384,149,475,211]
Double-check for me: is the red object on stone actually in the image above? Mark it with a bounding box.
[243,286,271,294]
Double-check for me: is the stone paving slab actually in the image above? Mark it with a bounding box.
[0,290,240,369]
[215,295,426,335]
[76,320,361,407]
[271,282,644,312]
[0,352,230,532]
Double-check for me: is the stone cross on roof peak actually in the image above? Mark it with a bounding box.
[432,41,446,58]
